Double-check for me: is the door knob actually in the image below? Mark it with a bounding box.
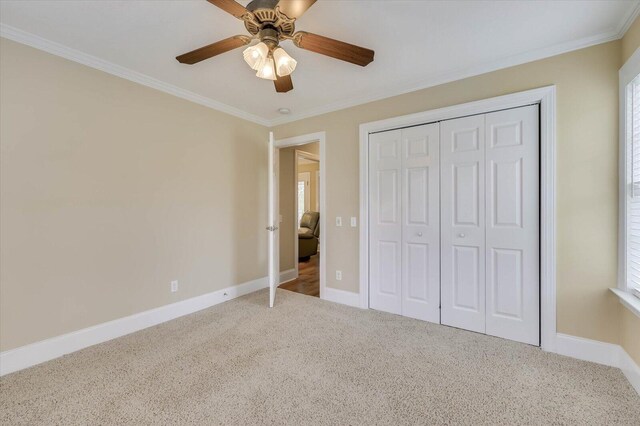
[417,232,423,237]
[458,233,465,238]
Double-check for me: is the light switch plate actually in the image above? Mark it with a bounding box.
[336,216,342,227]
[350,217,357,227]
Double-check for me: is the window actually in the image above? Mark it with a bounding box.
[297,180,305,223]
[625,74,640,297]
[619,49,640,309]
[297,172,310,224]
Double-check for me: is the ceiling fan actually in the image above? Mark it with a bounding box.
[176,0,375,93]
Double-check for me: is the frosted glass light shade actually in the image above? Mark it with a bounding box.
[273,47,297,76]
[256,57,276,80]
[243,42,269,70]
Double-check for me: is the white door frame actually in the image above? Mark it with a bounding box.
[275,132,327,300]
[315,170,320,213]
[359,86,557,352]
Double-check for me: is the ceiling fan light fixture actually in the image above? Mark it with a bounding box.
[243,42,269,70]
[256,56,277,80]
[273,47,297,77]
[176,0,375,93]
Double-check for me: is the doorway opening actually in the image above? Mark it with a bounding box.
[276,139,323,298]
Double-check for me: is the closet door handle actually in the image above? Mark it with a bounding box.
[417,232,423,237]
[458,233,465,238]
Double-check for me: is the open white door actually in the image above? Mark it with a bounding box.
[267,132,280,308]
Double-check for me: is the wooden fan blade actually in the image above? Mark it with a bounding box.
[274,74,293,93]
[294,32,374,66]
[206,0,249,19]
[276,0,317,19]
[176,36,250,64]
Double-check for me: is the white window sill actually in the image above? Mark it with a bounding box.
[610,288,640,319]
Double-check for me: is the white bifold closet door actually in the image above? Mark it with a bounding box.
[485,106,539,345]
[369,123,440,322]
[441,105,539,345]
[440,115,487,333]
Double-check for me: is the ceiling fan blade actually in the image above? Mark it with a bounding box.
[293,32,374,66]
[274,74,293,93]
[176,36,250,64]
[206,0,249,19]
[276,0,317,19]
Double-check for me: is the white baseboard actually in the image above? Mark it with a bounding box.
[314,303,638,394]
[555,333,621,367]
[3,286,638,397]
[0,276,268,376]
[323,287,361,308]
[279,268,297,284]
[555,333,639,395]
[619,347,640,395]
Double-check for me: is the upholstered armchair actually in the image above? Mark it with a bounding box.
[298,211,320,260]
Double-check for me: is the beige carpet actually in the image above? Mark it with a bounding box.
[1,289,638,425]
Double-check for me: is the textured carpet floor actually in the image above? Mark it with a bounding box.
[1,289,638,425]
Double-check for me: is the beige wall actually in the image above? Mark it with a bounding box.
[620,18,640,365]
[620,309,640,364]
[2,22,638,361]
[274,41,623,345]
[0,39,268,351]
[296,142,319,156]
[623,17,640,63]
[278,142,319,271]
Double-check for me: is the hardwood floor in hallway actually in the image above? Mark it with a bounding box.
[279,254,319,297]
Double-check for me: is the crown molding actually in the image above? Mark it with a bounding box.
[270,2,640,126]
[269,29,629,126]
[0,24,270,127]
[616,1,640,38]
[3,0,639,129]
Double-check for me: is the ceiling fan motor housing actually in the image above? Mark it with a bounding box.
[259,27,281,49]
[244,0,295,39]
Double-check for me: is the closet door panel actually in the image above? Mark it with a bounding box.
[401,123,440,322]
[485,105,539,345]
[369,130,403,315]
[440,115,486,333]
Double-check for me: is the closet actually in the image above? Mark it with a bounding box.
[368,105,539,345]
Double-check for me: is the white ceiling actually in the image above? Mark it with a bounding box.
[1,0,638,125]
